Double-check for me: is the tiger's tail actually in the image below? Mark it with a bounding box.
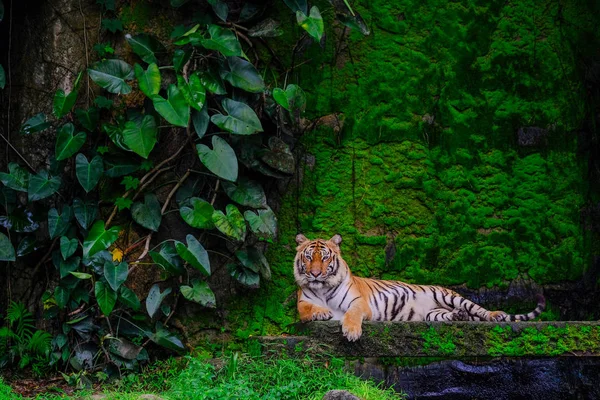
[508,294,546,321]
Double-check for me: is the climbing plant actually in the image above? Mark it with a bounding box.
[0,0,368,376]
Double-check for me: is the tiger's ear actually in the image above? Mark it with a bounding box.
[296,234,309,245]
[330,234,342,246]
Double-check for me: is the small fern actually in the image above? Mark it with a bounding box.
[28,330,52,357]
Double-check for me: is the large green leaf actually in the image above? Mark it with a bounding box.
[20,113,51,135]
[0,162,29,192]
[152,84,190,127]
[235,246,271,280]
[16,237,39,257]
[248,18,284,38]
[146,284,172,318]
[119,286,141,311]
[273,84,306,112]
[150,323,185,352]
[199,24,243,57]
[196,71,226,95]
[212,204,246,241]
[55,123,87,161]
[60,236,78,260]
[297,6,324,42]
[191,106,209,139]
[75,108,100,132]
[83,220,120,258]
[134,63,161,97]
[103,123,130,152]
[179,197,215,229]
[48,206,73,239]
[73,198,98,229]
[125,33,165,64]
[244,207,277,239]
[177,74,206,111]
[173,49,191,72]
[131,193,162,232]
[228,263,259,288]
[0,232,15,262]
[53,72,82,118]
[28,171,61,202]
[150,242,184,275]
[196,136,238,182]
[221,57,265,93]
[175,235,210,276]
[211,98,263,135]
[88,59,134,95]
[180,280,215,307]
[60,256,81,278]
[122,115,157,159]
[95,281,117,316]
[222,178,266,208]
[54,286,70,309]
[75,154,103,193]
[104,260,128,291]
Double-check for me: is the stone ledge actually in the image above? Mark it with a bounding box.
[252,321,600,358]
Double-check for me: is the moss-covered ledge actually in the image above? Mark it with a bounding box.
[252,321,600,358]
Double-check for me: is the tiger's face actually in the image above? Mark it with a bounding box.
[293,234,348,289]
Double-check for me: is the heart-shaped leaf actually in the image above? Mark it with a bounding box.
[192,106,209,139]
[88,59,135,94]
[0,162,29,192]
[273,84,306,112]
[222,178,266,208]
[134,63,161,97]
[122,115,157,159]
[260,137,295,175]
[150,242,184,275]
[73,198,98,230]
[54,286,70,309]
[20,113,51,135]
[212,204,246,241]
[235,246,271,280]
[244,207,277,239]
[180,280,215,307]
[0,232,15,261]
[103,123,131,152]
[60,256,81,278]
[177,74,206,111]
[196,136,238,182]
[221,57,265,93]
[173,49,191,72]
[131,193,162,231]
[150,322,184,352]
[104,260,128,291]
[95,281,117,316]
[16,237,39,257]
[83,220,120,258]
[199,24,243,57]
[125,33,165,64]
[75,108,100,132]
[60,236,78,260]
[56,123,87,161]
[146,284,172,318]
[283,0,307,14]
[179,197,215,229]
[228,263,259,288]
[209,0,228,21]
[53,72,82,118]
[119,286,140,310]
[28,171,61,201]
[152,84,190,127]
[297,6,324,42]
[196,71,226,95]
[76,154,103,193]
[48,206,73,239]
[211,98,263,135]
[175,235,210,276]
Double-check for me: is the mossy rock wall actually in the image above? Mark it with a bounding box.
[228,0,600,339]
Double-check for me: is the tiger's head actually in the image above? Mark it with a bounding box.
[293,234,349,289]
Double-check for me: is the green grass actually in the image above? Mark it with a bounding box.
[0,355,402,400]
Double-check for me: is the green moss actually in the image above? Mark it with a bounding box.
[421,326,460,355]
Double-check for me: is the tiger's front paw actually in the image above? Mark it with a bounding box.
[342,321,362,342]
[489,311,508,322]
[312,308,333,321]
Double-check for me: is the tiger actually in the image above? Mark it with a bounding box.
[294,234,546,341]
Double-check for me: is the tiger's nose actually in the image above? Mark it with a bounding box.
[310,270,321,278]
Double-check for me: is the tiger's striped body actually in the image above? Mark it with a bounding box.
[294,234,545,341]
